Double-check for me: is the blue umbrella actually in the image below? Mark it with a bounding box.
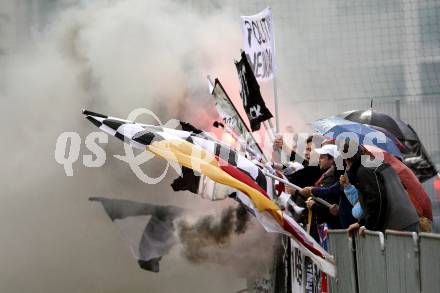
[311,116,402,158]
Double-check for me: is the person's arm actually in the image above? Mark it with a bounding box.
[312,182,339,198]
[357,167,386,231]
[344,184,359,206]
[312,181,341,201]
[352,202,364,219]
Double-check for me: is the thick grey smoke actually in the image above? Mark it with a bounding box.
[234,203,251,234]
[177,204,273,277]
[0,0,274,292]
[178,205,248,263]
[179,207,236,261]
[0,0,243,219]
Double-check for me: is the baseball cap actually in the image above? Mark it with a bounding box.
[314,144,340,158]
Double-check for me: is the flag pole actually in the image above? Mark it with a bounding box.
[270,8,280,134]
[269,32,282,165]
[263,171,333,208]
[263,170,302,190]
[271,77,280,134]
[263,121,275,141]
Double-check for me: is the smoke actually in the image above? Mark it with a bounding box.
[178,205,242,262]
[234,203,250,234]
[1,0,242,186]
[0,0,272,292]
[177,204,273,277]
[0,0,246,203]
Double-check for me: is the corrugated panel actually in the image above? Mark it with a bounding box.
[384,230,420,293]
[355,231,388,293]
[328,230,358,293]
[419,232,440,293]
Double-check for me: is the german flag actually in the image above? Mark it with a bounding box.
[83,110,336,276]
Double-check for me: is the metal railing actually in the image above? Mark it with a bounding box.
[328,229,440,293]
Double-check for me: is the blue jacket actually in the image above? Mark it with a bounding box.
[344,185,363,219]
[312,181,357,229]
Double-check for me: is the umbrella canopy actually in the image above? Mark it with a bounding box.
[364,145,433,221]
[339,109,438,182]
[311,116,402,158]
[340,109,417,141]
[367,125,407,152]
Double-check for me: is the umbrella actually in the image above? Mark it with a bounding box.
[311,116,402,158]
[339,109,417,141]
[339,109,437,182]
[364,145,433,221]
[367,125,407,152]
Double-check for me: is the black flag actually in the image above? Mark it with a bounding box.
[235,51,273,131]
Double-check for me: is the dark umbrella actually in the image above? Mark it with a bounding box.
[340,109,417,141]
[339,109,438,182]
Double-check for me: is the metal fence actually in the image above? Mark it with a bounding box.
[328,229,440,293]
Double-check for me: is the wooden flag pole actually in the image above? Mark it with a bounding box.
[270,12,280,134]
[271,77,280,134]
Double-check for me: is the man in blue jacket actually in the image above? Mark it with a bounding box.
[298,144,356,229]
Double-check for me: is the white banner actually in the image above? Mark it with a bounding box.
[291,240,323,293]
[291,240,306,293]
[241,7,275,80]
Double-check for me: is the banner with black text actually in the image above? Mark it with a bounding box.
[241,7,275,81]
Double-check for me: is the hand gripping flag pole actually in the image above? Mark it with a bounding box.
[263,170,333,208]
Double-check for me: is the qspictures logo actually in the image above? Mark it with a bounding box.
[54,108,387,183]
